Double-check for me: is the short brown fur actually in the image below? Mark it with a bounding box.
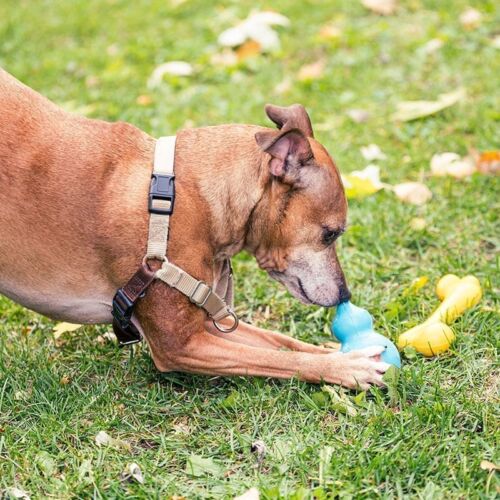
[0,68,388,389]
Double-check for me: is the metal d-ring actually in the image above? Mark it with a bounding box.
[213,310,239,333]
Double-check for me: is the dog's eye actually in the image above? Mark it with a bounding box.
[322,227,343,245]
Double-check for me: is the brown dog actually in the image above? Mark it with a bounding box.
[0,68,388,389]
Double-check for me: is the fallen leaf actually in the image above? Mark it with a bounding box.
[35,451,56,477]
[78,459,93,483]
[211,49,238,67]
[53,322,82,339]
[393,182,432,205]
[95,430,112,446]
[409,217,427,231]
[322,385,358,416]
[430,152,476,178]
[148,61,193,88]
[476,151,500,175]
[360,144,386,161]
[235,40,261,61]
[121,463,144,484]
[250,440,267,462]
[418,38,444,55]
[460,8,482,29]
[480,460,499,472]
[402,276,429,297]
[361,0,397,16]
[218,11,289,52]
[102,331,117,342]
[347,108,371,123]
[186,454,224,477]
[342,165,384,199]
[392,88,466,122]
[95,430,131,451]
[221,389,240,408]
[3,488,30,499]
[319,23,342,41]
[298,60,326,82]
[274,77,292,94]
[235,488,260,500]
[60,375,71,385]
[382,365,400,405]
[136,94,152,106]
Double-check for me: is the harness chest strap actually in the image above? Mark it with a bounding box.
[112,136,238,346]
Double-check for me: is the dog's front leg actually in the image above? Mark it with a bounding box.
[167,331,388,389]
[205,319,337,354]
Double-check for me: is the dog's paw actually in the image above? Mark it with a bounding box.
[325,346,390,390]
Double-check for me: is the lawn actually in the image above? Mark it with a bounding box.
[0,0,499,498]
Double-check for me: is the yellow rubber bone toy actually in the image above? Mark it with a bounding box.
[397,274,482,356]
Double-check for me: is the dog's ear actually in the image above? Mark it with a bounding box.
[264,103,314,138]
[255,128,312,182]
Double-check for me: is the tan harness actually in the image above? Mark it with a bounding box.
[112,136,238,346]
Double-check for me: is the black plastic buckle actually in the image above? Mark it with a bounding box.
[112,289,141,346]
[149,173,175,215]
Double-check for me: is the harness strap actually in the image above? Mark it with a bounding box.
[156,261,237,329]
[112,262,156,345]
[146,136,176,260]
[111,135,238,346]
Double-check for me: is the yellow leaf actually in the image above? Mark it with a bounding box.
[53,322,82,339]
[392,88,466,122]
[342,165,383,199]
[402,276,429,297]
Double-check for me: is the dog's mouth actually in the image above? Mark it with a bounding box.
[269,271,314,305]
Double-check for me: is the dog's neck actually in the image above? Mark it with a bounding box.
[172,125,270,265]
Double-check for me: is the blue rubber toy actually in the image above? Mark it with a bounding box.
[332,301,401,368]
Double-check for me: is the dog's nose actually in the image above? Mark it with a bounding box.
[338,286,352,304]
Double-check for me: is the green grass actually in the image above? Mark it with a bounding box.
[1,0,499,498]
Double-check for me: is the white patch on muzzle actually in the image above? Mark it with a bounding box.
[269,246,343,306]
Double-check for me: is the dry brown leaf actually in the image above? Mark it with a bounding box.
[476,151,500,175]
[298,60,325,81]
[362,0,397,16]
[480,460,499,472]
[394,182,432,205]
[236,40,261,61]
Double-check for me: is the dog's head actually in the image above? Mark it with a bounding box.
[247,103,350,307]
